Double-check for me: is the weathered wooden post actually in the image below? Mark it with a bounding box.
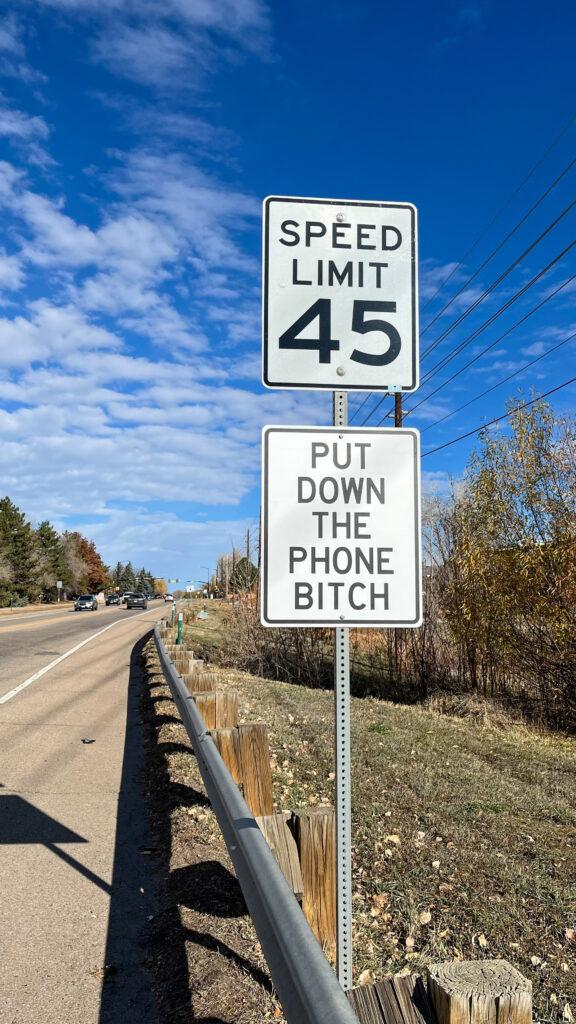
[211,723,274,816]
[236,724,274,817]
[212,727,242,784]
[256,812,304,899]
[194,690,239,729]
[428,960,532,1024]
[182,672,217,694]
[291,807,336,961]
[173,654,195,674]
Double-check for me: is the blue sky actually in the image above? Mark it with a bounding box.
[0,0,574,582]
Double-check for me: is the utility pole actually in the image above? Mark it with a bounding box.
[246,527,251,563]
[394,392,403,682]
[394,393,403,428]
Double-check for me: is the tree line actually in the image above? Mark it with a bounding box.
[0,497,160,606]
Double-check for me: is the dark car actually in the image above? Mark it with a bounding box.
[105,594,120,606]
[74,594,98,611]
[126,592,148,610]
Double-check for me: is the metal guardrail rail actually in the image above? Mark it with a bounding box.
[154,626,359,1024]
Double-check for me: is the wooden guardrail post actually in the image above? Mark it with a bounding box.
[256,812,304,900]
[237,724,274,817]
[290,807,336,961]
[194,690,239,729]
[173,654,195,674]
[428,960,532,1024]
[212,727,242,784]
[211,723,274,817]
[182,672,217,694]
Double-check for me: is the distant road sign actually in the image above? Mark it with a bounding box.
[261,426,421,626]
[186,585,194,593]
[263,196,418,392]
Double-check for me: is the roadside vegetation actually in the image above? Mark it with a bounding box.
[0,496,159,605]
[182,606,576,1023]
[208,399,576,733]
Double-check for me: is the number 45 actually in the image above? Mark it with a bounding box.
[279,299,401,366]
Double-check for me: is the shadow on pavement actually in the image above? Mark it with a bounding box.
[97,631,160,1024]
[0,793,113,895]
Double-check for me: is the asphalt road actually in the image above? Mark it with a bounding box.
[0,599,165,1024]
[0,603,162,698]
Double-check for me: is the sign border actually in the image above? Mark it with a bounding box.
[261,425,422,627]
[262,196,418,392]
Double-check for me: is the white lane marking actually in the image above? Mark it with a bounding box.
[0,608,158,705]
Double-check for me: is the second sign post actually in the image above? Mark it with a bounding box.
[261,194,421,990]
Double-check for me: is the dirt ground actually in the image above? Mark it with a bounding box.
[140,638,285,1024]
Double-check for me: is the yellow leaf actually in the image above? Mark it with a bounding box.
[419,911,432,925]
[478,933,489,948]
[357,969,376,987]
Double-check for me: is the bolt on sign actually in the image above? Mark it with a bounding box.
[262,196,418,392]
[261,426,421,627]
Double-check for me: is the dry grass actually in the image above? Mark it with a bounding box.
[184,605,576,1024]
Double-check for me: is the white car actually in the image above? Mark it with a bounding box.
[164,594,174,603]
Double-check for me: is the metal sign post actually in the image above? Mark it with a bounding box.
[261,193,420,992]
[333,391,352,990]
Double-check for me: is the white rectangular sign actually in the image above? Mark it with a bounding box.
[261,426,421,627]
[263,196,418,392]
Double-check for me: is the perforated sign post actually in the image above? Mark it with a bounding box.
[261,195,421,993]
[263,196,418,392]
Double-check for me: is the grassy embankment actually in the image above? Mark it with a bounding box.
[175,604,575,1022]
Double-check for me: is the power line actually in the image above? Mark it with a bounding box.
[348,392,373,422]
[351,127,576,426]
[421,375,576,458]
[421,198,576,361]
[420,326,576,434]
[403,264,576,419]
[421,113,576,314]
[358,217,575,427]
[421,158,575,337]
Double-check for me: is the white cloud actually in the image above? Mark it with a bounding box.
[34,0,271,88]
[0,301,121,367]
[0,101,51,166]
[93,24,208,89]
[0,250,24,291]
[0,16,24,55]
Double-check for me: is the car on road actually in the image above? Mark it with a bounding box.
[74,594,98,612]
[126,592,148,610]
[105,594,120,606]
[164,594,174,603]
[121,592,134,604]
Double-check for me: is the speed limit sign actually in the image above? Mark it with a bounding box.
[263,196,418,392]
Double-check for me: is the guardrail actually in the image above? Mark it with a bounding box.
[153,624,359,1024]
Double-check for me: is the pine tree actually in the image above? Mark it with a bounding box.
[0,497,39,605]
[121,561,136,591]
[35,521,67,601]
[111,561,124,588]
